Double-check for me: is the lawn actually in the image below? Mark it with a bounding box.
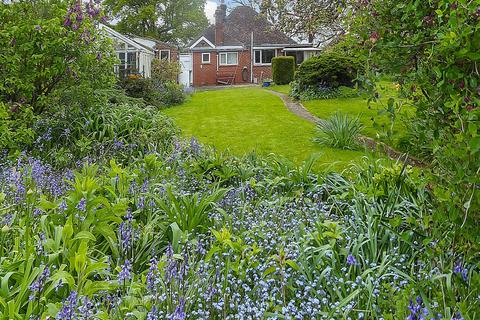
[164,87,374,170]
[268,84,291,95]
[299,82,414,143]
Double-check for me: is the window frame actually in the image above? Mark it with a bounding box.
[201,52,211,64]
[254,49,277,66]
[219,52,239,66]
[159,49,171,61]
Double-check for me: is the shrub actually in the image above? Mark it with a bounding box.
[0,1,116,114]
[291,82,359,100]
[120,77,185,108]
[157,81,186,107]
[119,77,161,107]
[152,58,181,84]
[0,102,36,152]
[290,51,361,100]
[272,56,295,85]
[295,51,361,89]
[314,112,364,150]
[350,0,480,230]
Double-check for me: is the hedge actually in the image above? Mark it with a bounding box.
[294,52,362,88]
[272,56,295,85]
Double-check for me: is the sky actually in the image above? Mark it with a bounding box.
[205,0,238,23]
[205,1,217,23]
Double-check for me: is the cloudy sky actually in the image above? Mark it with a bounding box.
[205,0,238,23]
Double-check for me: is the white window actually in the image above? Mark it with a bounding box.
[219,52,238,66]
[159,50,170,61]
[254,49,277,65]
[201,53,211,64]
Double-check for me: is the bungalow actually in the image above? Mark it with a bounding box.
[99,24,178,79]
[188,2,321,87]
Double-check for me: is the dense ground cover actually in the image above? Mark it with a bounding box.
[165,88,369,169]
[1,138,478,319]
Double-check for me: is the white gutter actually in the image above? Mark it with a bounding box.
[283,47,322,52]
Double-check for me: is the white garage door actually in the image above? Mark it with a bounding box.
[179,54,192,88]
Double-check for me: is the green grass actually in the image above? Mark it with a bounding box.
[302,82,414,143]
[165,88,375,170]
[268,84,291,95]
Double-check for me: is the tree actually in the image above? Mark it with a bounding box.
[104,0,209,45]
[349,0,480,232]
[232,0,345,45]
[0,0,116,114]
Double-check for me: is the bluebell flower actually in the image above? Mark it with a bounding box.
[59,199,68,212]
[118,259,132,284]
[29,266,50,301]
[57,290,78,319]
[453,261,468,281]
[346,254,357,266]
[170,298,186,320]
[147,307,159,320]
[76,198,87,212]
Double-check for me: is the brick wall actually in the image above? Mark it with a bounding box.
[193,50,253,87]
[154,44,179,62]
[192,49,284,87]
[193,52,218,86]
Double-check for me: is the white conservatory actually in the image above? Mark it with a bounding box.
[99,24,155,78]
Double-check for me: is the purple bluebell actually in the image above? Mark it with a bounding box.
[346,254,357,266]
[59,199,68,212]
[170,298,186,320]
[76,198,86,212]
[57,290,78,319]
[147,307,159,320]
[29,266,50,301]
[118,260,132,284]
[454,261,468,281]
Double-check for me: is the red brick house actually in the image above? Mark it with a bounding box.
[188,2,320,87]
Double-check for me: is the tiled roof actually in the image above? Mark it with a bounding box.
[193,6,297,47]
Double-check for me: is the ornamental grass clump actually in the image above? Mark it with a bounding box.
[315,112,364,150]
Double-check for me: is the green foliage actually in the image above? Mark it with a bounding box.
[120,77,162,107]
[120,77,185,108]
[158,187,228,233]
[152,58,181,84]
[349,0,480,234]
[0,102,36,152]
[272,56,295,85]
[294,51,361,89]
[157,81,186,107]
[32,94,178,167]
[315,112,364,150]
[103,0,208,45]
[0,120,478,318]
[0,0,116,114]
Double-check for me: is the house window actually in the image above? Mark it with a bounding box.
[159,50,170,61]
[254,49,276,65]
[219,52,238,66]
[201,53,211,64]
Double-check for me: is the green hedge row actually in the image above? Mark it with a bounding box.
[272,56,295,85]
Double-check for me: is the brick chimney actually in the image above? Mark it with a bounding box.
[215,1,227,46]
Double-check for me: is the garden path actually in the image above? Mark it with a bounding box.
[267,90,319,122]
[266,89,425,167]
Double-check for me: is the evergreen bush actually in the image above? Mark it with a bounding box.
[272,56,295,85]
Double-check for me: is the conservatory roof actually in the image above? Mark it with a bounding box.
[99,24,154,54]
